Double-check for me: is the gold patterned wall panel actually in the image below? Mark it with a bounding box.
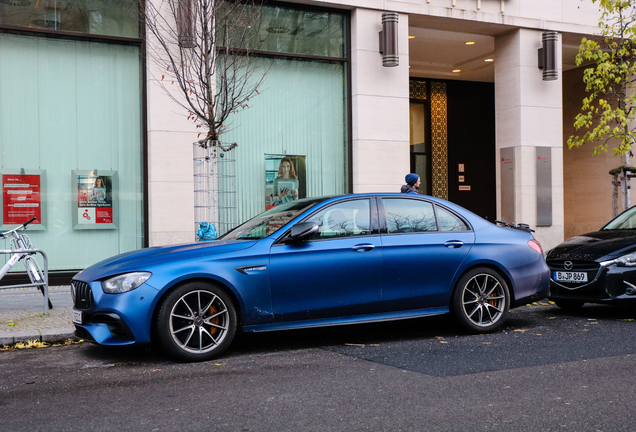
[430,82,448,200]
[409,80,427,100]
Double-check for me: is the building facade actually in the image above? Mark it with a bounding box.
[0,0,619,278]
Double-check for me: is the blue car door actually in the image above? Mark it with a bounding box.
[379,197,475,311]
[269,198,383,323]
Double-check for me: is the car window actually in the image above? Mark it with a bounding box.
[383,198,437,233]
[436,205,469,231]
[221,199,324,240]
[305,199,371,239]
[603,206,636,230]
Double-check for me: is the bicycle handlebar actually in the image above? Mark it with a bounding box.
[22,217,37,227]
[0,217,38,238]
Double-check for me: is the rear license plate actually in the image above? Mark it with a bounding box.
[72,310,83,325]
[553,271,588,283]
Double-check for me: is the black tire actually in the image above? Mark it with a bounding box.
[451,267,510,334]
[155,281,237,362]
[554,299,585,311]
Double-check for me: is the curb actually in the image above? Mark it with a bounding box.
[0,327,75,346]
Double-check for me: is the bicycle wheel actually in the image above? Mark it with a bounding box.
[24,255,44,284]
[24,256,52,309]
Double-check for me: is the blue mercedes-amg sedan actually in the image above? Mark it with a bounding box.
[71,193,549,361]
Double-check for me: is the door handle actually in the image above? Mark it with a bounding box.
[352,243,375,252]
[444,240,463,248]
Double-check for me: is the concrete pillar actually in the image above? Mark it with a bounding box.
[495,29,564,251]
[350,9,410,193]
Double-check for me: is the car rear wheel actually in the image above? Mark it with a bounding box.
[451,267,510,333]
[554,299,585,311]
[155,282,237,362]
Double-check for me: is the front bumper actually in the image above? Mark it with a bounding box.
[548,260,636,304]
[72,279,158,345]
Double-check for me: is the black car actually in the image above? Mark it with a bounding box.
[547,205,636,310]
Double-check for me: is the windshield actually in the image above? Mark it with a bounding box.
[603,206,636,230]
[220,198,326,240]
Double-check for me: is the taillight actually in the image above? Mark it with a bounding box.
[528,239,543,255]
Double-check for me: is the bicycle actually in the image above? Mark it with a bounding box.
[0,217,52,309]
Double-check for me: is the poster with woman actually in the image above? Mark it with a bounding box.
[265,155,306,210]
[73,170,118,229]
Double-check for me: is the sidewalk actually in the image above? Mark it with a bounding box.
[0,286,75,346]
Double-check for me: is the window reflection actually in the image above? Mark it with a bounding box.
[259,6,345,57]
[220,4,346,58]
[436,206,469,231]
[384,199,437,233]
[222,199,321,240]
[306,200,371,239]
[0,0,139,38]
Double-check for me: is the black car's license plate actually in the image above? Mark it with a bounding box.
[553,271,588,283]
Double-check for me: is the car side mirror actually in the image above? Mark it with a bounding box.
[288,222,319,242]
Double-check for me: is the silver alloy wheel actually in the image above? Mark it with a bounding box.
[169,289,230,354]
[460,273,506,327]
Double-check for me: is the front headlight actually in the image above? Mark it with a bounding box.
[615,252,636,267]
[102,272,152,294]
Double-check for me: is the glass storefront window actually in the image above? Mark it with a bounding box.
[221,3,346,59]
[0,0,139,38]
[217,4,348,226]
[222,56,348,225]
[259,6,345,58]
[0,34,144,271]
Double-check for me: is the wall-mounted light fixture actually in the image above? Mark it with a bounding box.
[537,31,558,81]
[379,12,399,67]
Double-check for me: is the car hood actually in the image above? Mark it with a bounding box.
[75,239,258,281]
[547,230,636,262]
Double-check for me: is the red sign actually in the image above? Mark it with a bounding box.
[2,174,41,225]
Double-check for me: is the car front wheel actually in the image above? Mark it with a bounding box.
[451,267,510,333]
[155,282,237,362]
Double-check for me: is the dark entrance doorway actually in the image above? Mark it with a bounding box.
[409,79,496,221]
[446,80,496,221]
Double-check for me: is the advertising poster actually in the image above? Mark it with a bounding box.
[77,175,113,225]
[2,174,41,225]
[265,155,306,210]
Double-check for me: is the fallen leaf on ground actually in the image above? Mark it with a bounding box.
[14,340,49,349]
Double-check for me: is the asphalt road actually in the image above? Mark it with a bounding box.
[2,303,636,431]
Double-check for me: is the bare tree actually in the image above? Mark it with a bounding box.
[143,0,268,146]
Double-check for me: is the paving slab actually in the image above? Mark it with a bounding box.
[0,286,75,346]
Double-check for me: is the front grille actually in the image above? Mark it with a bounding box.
[71,280,94,309]
[547,261,600,272]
